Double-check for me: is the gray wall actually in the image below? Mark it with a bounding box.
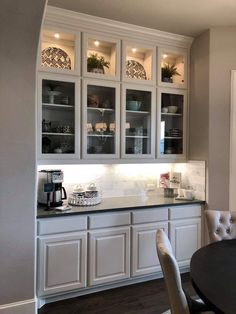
[0,0,46,305]
[190,27,236,210]
[189,30,210,161]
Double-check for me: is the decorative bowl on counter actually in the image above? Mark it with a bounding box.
[69,183,101,206]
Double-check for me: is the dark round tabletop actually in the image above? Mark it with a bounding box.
[190,239,236,314]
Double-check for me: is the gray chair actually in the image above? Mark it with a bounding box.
[156,229,213,314]
[205,210,236,243]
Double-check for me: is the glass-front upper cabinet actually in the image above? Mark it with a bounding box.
[122,41,156,85]
[39,28,80,74]
[83,33,120,80]
[37,73,80,159]
[158,88,187,159]
[121,84,155,158]
[82,79,120,159]
[158,47,187,89]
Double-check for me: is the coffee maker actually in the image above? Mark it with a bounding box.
[38,170,67,209]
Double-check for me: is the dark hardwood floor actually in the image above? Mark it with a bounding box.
[38,273,195,314]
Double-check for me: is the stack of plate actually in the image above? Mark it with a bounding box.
[169,128,181,137]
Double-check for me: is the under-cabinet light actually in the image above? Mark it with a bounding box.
[132,48,137,53]
[54,33,60,39]
[94,41,100,47]
[163,54,168,59]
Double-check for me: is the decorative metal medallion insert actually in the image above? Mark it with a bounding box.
[41,47,72,69]
[126,60,147,80]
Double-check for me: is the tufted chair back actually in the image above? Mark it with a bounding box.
[205,210,236,243]
[156,229,190,314]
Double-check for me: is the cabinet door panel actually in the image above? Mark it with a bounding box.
[169,218,201,268]
[38,232,87,296]
[132,222,168,277]
[89,227,130,286]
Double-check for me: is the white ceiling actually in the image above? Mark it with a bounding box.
[48,0,236,37]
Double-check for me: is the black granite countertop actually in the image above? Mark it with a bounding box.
[37,195,205,218]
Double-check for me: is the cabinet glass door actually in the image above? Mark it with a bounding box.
[83,33,120,80]
[158,47,187,89]
[122,41,155,85]
[40,77,77,156]
[122,85,155,158]
[83,80,120,158]
[40,29,78,74]
[159,90,186,157]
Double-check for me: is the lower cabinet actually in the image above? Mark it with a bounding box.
[169,218,201,268]
[132,222,168,277]
[37,232,87,296]
[37,203,203,302]
[88,227,130,286]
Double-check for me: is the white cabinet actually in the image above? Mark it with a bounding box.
[37,72,80,160]
[169,205,201,268]
[37,216,87,296]
[82,79,120,158]
[121,84,156,158]
[38,12,191,163]
[88,227,130,286]
[131,207,168,277]
[37,203,203,303]
[158,47,188,89]
[82,33,121,81]
[132,222,168,277]
[122,41,156,85]
[157,88,187,159]
[37,232,87,296]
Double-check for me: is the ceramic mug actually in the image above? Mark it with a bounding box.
[183,189,194,200]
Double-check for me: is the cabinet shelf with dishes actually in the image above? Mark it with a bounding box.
[121,84,156,158]
[37,72,80,159]
[82,79,120,159]
[158,88,187,158]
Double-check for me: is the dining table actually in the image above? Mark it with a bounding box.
[190,239,236,314]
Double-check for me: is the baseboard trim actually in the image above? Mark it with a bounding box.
[0,299,36,314]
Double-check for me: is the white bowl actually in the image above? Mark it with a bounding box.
[168,105,178,113]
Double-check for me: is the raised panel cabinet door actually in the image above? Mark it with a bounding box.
[37,232,87,296]
[132,222,168,277]
[88,227,130,286]
[169,218,201,268]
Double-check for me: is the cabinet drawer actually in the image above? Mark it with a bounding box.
[132,207,168,224]
[89,212,130,229]
[169,205,201,220]
[37,216,87,235]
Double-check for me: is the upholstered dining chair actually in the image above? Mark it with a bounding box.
[205,210,236,243]
[156,229,213,314]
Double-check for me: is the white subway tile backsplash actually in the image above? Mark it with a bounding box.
[38,161,206,200]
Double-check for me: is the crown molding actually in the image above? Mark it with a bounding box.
[44,6,193,49]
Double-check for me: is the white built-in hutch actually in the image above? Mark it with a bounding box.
[36,6,200,308]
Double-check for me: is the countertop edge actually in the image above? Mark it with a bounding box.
[37,199,205,219]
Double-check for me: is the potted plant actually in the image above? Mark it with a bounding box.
[87,53,110,74]
[161,63,180,83]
